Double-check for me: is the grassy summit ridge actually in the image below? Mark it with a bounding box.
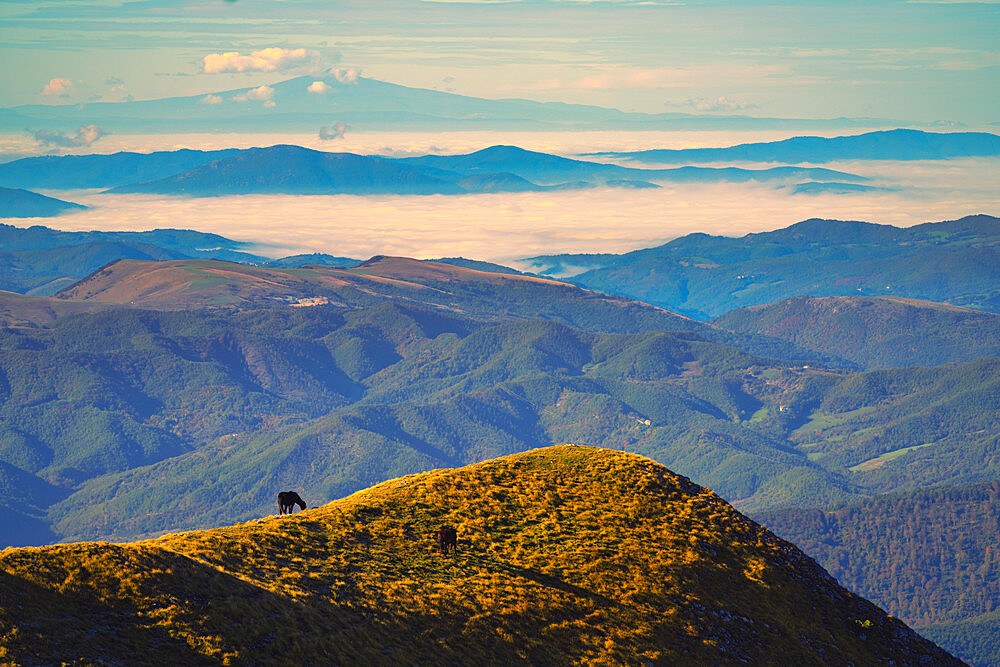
[0,446,956,665]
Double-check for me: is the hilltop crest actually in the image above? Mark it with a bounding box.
[0,446,958,665]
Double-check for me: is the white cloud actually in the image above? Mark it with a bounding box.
[234,85,275,102]
[308,80,331,94]
[202,47,313,74]
[671,96,758,112]
[331,67,360,84]
[201,94,224,105]
[319,122,348,140]
[42,77,74,96]
[30,124,108,149]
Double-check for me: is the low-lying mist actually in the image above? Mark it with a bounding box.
[4,130,996,265]
[32,174,996,265]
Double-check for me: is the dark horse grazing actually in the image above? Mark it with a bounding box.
[277,491,307,515]
[436,526,457,555]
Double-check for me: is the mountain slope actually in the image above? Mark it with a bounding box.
[0,75,899,134]
[0,186,85,218]
[0,148,239,190]
[525,214,1000,318]
[758,481,1000,665]
[108,145,467,196]
[0,446,959,665]
[712,295,1000,369]
[2,143,866,195]
[52,255,711,334]
[400,145,863,186]
[50,255,849,365]
[758,481,1000,629]
[0,223,267,295]
[0,290,117,327]
[586,128,1000,164]
[3,299,996,546]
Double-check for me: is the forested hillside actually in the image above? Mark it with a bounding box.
[713,295,1000,369]
[760,482,1000,665]
[760,481,1000,626]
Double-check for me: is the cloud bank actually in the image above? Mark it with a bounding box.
[671,96,759,112]
[29,124,108,149]
[202,47,314,74]
[31,156,998,265]
[233,85,276,107]
[318,122,348,140]
[330,68,359,84]
[42,78,74,97]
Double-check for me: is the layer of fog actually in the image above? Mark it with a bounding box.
[3,130,996,265]
[24,157,996,265]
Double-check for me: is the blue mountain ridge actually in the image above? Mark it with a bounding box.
[523,214,1000,318]
[0,187,86,217]
[0,144,866,196]
[585,128,1000,164]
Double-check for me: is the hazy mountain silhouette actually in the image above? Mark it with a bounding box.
[0,75,905,134]
[586,128,1000,164]
[0,187,85,217]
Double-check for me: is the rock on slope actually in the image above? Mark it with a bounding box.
[0,446,958,665]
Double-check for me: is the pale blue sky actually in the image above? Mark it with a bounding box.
[1,0,998,124]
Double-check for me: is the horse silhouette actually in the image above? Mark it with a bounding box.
[436,526,457,555]
[277,491,307,515]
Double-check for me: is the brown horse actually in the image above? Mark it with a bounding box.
[436,526,457,555]
[277,491,307,515]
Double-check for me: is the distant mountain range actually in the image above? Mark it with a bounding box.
[523,214,1000,318]
[0,75,909,134]
[0,186,86,217]
[0,144,866,197]
[585,128,1000,164]
[0,149,239,190]
[788,181,895,196]
[108,145,469,196]
[5,215,999,328]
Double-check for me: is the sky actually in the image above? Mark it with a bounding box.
[2,0,999,125]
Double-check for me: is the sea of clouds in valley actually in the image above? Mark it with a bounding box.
[3,130,998,264]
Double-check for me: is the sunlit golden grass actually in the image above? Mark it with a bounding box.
[0,445,956,665]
